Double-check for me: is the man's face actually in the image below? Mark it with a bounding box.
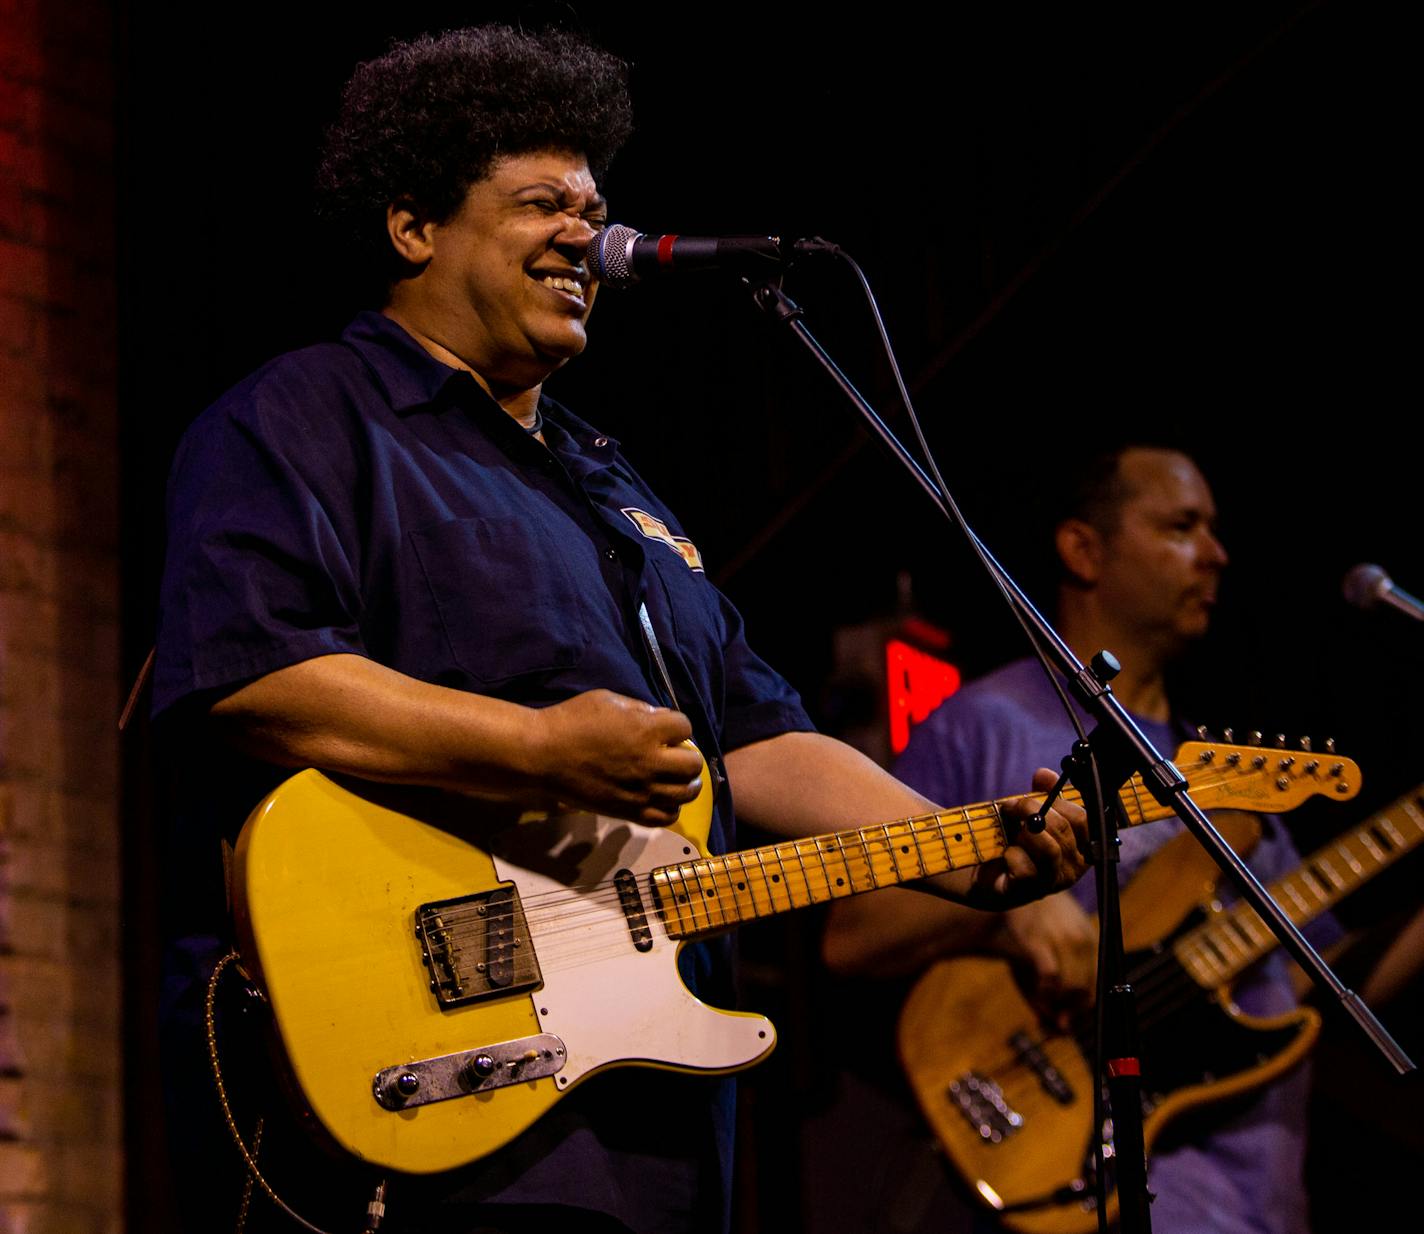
[419,150,607,387]
[1093,449,1229,652]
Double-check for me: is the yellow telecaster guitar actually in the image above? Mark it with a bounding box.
[898,760,1421,1234]
[232,738,1357,1175]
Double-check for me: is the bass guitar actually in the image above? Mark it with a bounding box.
[898,759,1419,1234]
[232,738,1356,1174]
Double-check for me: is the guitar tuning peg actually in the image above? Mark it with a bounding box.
[1299,736,1312,752]
[1324,737,1336,754]
[1196,725,1210,740]
[1223,727,1234,743]
[1274,734,1286,749]
[1248,731,1262,746]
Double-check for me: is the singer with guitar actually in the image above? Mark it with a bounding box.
[823,444,1362,1233]
[153,26,1089,1234]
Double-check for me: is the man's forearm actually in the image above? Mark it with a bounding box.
[724,731,1088,922]
[210,653,547,794]
[207,653,704,823]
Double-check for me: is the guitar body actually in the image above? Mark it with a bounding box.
[898,814,1322,1234]
[227,737,1352,1180]
[231,767,774,1175]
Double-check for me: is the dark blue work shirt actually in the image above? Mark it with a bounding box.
[155,311,813,1233]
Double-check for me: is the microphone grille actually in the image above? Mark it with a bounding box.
[1342,562,1389,610]
[590,224,640,288]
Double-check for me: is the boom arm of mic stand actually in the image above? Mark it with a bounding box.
[747,278,1416,1077]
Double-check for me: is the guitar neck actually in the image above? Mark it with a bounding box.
[1176,785,1424,987]
[653,774,1180,938]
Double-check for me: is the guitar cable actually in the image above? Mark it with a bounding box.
[206,950,387,1233]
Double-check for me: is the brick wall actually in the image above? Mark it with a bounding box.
[0,0,123,1230]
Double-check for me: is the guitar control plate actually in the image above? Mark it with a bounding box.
[373,1033,567,1110]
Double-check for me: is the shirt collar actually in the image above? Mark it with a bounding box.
[340,310,468,413]
[340,310,623,464]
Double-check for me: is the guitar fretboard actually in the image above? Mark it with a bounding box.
[650,747,1294,938]
[1175,787,1424,988]
[653,803,1016,935]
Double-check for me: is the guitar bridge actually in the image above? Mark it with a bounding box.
[415,886,543,1010]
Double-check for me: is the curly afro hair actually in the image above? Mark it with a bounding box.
[315,25,632,290]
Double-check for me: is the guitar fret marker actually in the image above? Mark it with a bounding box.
[962,809,982,863]
[1336,843,1364,876]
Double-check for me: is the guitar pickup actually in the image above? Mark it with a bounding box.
[615,868,654,952]
[415,886,543,1010]
[1010,1030,1074,1104]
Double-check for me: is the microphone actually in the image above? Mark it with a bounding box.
[1342,563,1424,622]
[590,224,830,288]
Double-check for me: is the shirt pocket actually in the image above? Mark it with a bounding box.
[410,516,590,687]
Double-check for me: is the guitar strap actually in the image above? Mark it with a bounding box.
[638,600,680,710]
[638,601,726,791]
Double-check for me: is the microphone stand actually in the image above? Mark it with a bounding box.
[743,275,1416,1233]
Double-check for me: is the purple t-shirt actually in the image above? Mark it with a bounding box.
[896,657,1335,1234]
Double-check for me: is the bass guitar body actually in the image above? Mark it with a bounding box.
[898,815,1321,1234]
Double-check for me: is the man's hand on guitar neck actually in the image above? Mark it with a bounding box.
[956,767,1092,910]
[729,735,1090,923]
[818,764,1091,980]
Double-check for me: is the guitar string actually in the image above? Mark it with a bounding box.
[415,815,1022,986]
[413,789,1295,977]
[408,760,1261,933]
[404,763,1292,978]
[427,821,1015,955]
[407,763,1323,1003]
[423,807,1017,934]
[473,797,1024,912]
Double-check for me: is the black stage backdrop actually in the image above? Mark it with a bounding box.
[118,3,1422,1231]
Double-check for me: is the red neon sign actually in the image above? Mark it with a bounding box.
[886,638,961,755]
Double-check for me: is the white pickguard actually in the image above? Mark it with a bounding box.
[490,812,776,1088]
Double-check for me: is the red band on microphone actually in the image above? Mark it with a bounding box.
[657,234,678,267]
[1106,1057,1141,1077]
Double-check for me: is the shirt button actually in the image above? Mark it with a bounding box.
[603,547,619,562]
[594,436,608,448]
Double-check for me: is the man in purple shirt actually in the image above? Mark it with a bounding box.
[824,445,1328,1233]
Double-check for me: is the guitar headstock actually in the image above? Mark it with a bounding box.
[1175,735,1361,811]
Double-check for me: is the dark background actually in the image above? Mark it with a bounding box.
[117,2,1422,1229]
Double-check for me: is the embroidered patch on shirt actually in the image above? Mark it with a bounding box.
[621,507,705,572]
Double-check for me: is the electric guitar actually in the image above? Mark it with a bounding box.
[232,738,1357,1175]
[897,764,1422,1234]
